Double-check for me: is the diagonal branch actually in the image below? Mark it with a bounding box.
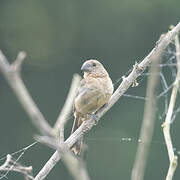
[35,136,90,180]
[0,51,54,137]
[53,74,81,140]
[34,22,180,180]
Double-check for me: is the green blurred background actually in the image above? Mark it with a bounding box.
[0,0,180,179]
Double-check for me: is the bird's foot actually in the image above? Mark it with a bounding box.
[88,114,98,125]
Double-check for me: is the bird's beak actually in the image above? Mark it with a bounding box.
[81,63,92,72]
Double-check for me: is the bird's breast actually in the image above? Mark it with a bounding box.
[75,76,113,115]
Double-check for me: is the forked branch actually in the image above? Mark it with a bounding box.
[0,154,33,180]
[35,22,180,180]
[0,22,180,180]
[162,31,180,180]
[0,51,53,137]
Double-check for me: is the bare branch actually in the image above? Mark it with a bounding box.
[36,137,90,180]
[162,32,180,180]
[0,154,34,180]
[131,47,162,180]
[53,74,81,140]
[0,50,54,136]
[53,73,90,180]
[35,72,90,180]
[34,22,180,180]
[12,51,26,72]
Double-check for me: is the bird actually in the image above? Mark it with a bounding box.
[71,59,114,155]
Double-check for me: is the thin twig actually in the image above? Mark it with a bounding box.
[34,71,89,180]
[53,74,81,140]
[34,22,180,180]
[162,32,180,180]
[131,47,162,180]
[0,154,33,180]
[0,51,54,136]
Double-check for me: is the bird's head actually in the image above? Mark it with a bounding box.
[81,59,108,78]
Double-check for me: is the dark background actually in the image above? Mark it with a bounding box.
[0,0,180,179]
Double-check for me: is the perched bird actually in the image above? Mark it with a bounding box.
[71,59,114,155]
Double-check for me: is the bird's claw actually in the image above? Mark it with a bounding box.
[88,114,98,125]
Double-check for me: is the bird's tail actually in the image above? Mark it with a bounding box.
[71,116,83,155]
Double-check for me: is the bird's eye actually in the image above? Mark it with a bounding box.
[92,63,96,67]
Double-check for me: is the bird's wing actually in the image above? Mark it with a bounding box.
[71,79,86,134]
[72,78,86,114]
